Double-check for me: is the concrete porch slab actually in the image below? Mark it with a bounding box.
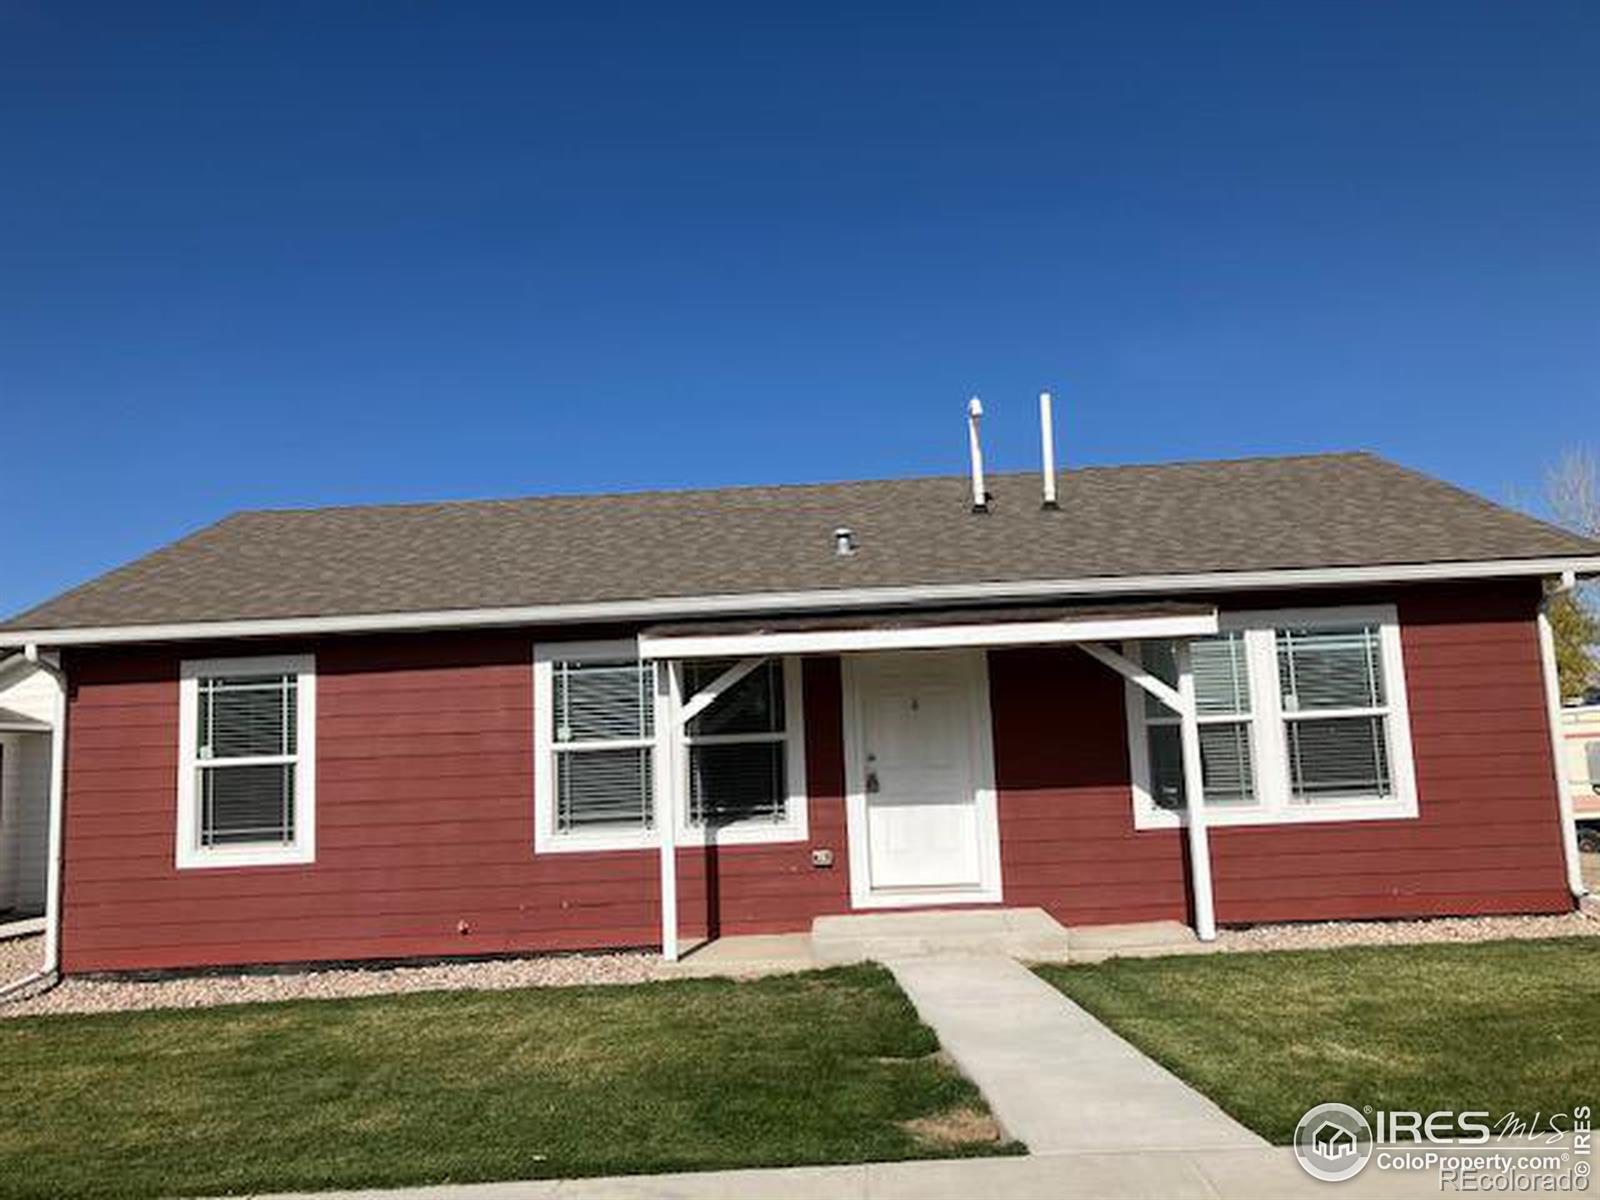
[657,913,1214,980]
[812,907,1074,963]
[1060,920,1213,963]
[662,934,823,977]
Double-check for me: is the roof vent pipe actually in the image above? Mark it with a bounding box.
[833,527,856,556]
[967,397,988,513]
[1039,391,1059,510]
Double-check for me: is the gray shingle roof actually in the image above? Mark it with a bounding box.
[5,452,1597,634]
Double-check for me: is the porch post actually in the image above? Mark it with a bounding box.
[655,660,680,961]
[1174,641,1217,941]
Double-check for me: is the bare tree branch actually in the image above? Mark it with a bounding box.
[1546,446,1600,539]
[1544,445,1600,698]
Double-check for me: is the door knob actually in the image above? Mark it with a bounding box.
[865,770,880,794]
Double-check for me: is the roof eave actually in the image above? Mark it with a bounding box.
[4,554,1598,651]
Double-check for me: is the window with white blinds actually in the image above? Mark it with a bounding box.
[1277,625,1393,802]
[682,659,790,828]
[534,642,808,852]
[551,656,656,834]
[1135,634,1257,812]
[198,674,297,845]
[1126,607,1417,829]
[178,655,316,868]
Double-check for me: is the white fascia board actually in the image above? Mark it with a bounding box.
[4,555,1598,650]
[639,611,1219,660]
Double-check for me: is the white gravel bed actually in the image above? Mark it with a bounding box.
[0,936,671,1019]
[4,908,1598,1019]
[1217,908,1599,954]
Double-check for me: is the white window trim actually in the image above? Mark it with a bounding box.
[176,654,317,869]
[1129,605,1419,830]
[533,640,659,855]
[675,657,808,847]
[1131,632,1259,813]
[532,640,808,854]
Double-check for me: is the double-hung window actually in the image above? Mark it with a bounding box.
[1128,606,1416,829]
[1277,624,1395,802]
[1129,632,1258,814]
[534,642,807,852]
[177,655,316,868]
[680,657,806,838]
[538,646,658,849]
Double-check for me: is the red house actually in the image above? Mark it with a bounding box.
[1,448,1596,978]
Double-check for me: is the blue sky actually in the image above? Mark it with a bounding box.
[2,1,1596,617]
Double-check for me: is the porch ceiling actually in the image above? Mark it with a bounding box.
[638,600,1218,658]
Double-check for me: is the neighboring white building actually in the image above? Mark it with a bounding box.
[0,658,55,919]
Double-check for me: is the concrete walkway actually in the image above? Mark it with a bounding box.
[886,956,1265,1154]
[264,1147,1480,1198]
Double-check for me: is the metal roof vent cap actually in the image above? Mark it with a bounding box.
[833,527,857,557]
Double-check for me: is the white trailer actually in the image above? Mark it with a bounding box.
[1565,703,1600,853]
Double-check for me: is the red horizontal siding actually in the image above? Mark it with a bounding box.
[987,643,1193,928]
[1206,582,1570,923]
[58,580,1571,973]
[985,579,1570,929]
[60,636,850,973]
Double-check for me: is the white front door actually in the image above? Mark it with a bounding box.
[845,651,1001,907]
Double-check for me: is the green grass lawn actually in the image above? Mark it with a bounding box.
[0,964,1016,1199]
[1037,937,1599,1144]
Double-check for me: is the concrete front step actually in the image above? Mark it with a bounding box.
[812,907,1075,963]
[811,908,1207,964]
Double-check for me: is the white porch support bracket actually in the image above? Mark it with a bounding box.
[654,661,682,962]
[678,657,766,727]
[1078,643,1185,714]
[1078,641,1217,942]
